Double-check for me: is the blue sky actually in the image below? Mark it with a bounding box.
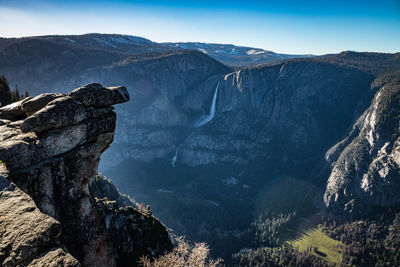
[0,0,399,54]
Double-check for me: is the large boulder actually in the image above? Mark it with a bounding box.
[21,93,64,116]
[20,96,88,133]
[69,83,129,107]
[0,98,32,120]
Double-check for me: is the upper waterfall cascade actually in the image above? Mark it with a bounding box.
[195,82,220,127]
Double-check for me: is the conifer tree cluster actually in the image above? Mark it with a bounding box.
[0,74,11,106]
[0,75,29,107]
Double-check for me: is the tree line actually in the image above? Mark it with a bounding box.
[321,211,400,266]
[0,75,29,107]
[232,209,400,266]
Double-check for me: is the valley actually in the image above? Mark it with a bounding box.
[0,34,399,266]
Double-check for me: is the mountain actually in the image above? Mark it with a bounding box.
[163,42,312,66]
[0,34,309,92]
[3,34,307,67]
[0,33,161,55]
[0,34,235,96]
[324,73,400,215]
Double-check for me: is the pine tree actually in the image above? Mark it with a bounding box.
[13,85,20,102]
[0,74,11,106]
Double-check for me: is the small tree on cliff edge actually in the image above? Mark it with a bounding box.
[0,75,11,107]
[13,85,21,102]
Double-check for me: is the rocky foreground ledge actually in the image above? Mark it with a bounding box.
[0,84,172,266]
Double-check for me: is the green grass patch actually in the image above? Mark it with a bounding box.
[287,227,344,266]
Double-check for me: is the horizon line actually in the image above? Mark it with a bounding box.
[1,32,399,56]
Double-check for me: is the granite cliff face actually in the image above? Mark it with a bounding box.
[0,167,80,267]
[0,83,172,266]
[324,74,400,215]
[107,58,374,173]
[178,60,374,168]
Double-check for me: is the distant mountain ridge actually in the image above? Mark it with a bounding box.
[0,33,311,68]
[163,42,312,66]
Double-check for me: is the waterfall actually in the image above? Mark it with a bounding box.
[171,147,180,167]
[195,82,220,127]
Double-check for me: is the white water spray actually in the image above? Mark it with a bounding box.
[171,147,180,167]
[195,82,220,127]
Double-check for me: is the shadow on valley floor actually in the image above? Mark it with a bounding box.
[101,159,327,262]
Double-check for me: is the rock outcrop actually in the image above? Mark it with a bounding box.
[0,83,172,266]
[0,165,80,267]
[324,75,400,215]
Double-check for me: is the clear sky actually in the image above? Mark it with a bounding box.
[0,0,399,55]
